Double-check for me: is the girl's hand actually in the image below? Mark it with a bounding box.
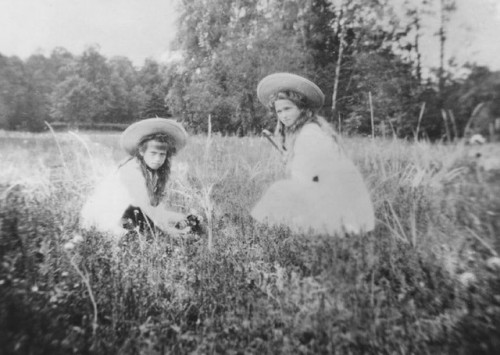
[174,212,203,234]
[167,226,189,237]
[174,219,188,230]
[186,213,203,234]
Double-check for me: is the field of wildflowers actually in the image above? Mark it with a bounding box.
[1,129,499,354]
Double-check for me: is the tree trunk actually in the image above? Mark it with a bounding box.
[441,109,452,142]
[331,3,345,121]
[438,0,446,100]
[414,15,422,84]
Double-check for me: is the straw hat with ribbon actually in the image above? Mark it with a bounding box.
[120,118,188,156]
[257,72,325,109]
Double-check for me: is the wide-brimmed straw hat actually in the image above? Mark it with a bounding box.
[257,72,325,108]
[120,118,188,155]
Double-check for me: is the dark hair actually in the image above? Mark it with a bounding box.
[267,90,310,112]
[267,90,343,157]
[135,133,176,206]
[268,90,315,151]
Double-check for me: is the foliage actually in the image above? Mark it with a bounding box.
[167,0,428,136]
[0,131,499,353]
[0,47,168,131]
[1,1,500,138]
[50,75,102,124]
[341,50,417,136]
[445,66,500,137]
[0,55,49,131]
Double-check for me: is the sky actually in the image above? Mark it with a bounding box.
[412,0,500,74]
[1,0,500,72]
[0,0,180,66]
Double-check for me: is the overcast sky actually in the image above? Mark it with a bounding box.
[0,0,179,66]
[415,0,500,73]
[1,0,499,72]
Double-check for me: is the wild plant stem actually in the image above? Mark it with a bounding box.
[67,254,98,338]
[369,92,375,139]
[44,121,69,174]
[415,102,426,141]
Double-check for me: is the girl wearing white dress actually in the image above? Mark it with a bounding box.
[251,73,375,235]
[81,118,199,236]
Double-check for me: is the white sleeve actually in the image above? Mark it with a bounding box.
[80,173,131,236]
[115,159,188,232]
[289,124,332,182]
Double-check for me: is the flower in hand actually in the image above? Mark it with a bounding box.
[174,212,203,234]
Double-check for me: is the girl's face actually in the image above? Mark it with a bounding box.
[274,99,301,127]
[140,140,168,170]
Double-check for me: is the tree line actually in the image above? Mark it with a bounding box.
[0,47,170,131]
[1,0,499,139]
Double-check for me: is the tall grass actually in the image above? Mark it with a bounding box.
[1,130,499,354]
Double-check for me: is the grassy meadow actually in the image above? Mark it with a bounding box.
[1,129,499,354]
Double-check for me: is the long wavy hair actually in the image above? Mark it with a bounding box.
[268,90,342,155]
[135,133,176,206]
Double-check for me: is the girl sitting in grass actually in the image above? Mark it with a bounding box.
[251,73,375,235]
[81,118,200,236]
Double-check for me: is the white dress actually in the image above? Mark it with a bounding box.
[251,123,375,235]
[80,158,184,236]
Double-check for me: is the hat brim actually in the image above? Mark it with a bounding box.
[257,73,325,108]
[120,118,188,156]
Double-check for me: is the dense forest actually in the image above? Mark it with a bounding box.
[1,0,499,139]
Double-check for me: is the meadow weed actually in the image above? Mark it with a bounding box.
[1,130,499,354]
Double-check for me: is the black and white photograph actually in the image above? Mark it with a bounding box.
[1,0,500,353]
